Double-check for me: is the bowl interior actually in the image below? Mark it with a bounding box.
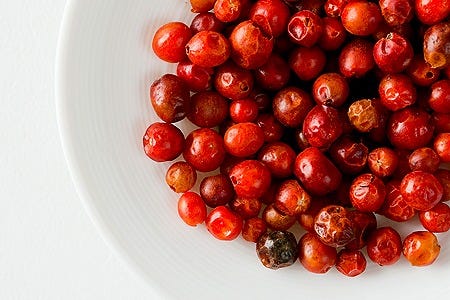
[57,0,450,299]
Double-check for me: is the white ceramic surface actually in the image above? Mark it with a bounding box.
[56,1,450,299]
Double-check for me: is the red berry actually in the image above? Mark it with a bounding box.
[206,206,243,240]
[143,122,184,162]
[178,192,207,226]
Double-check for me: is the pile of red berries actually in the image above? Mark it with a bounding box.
[143,0,450,276]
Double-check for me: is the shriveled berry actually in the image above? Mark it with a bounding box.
[346,210,377,250]
[274,179,311,216]
[423,22,450,69]
[347,99,381,133]
[314,205,355,247]
[176,60,214,92]
[366,226,402,266]
[256,113,285,142]
[287,10,323,47]
[419,202,450,232]
[350,173,387,212]
[378,73,416,111]
[214,61,254,100]
[242,217,267,243]
[329,136,368,174]
[256,231,298,269]
[379,0,414,26]
[400,171,443,211]
[318,17,347,51]
[367,147,399,178]
[380,179,416,222]
[312,73,349,107]
[336,249,367,277]
[249,0,291,37]
[230,196,262,219]
[214,0,242,23]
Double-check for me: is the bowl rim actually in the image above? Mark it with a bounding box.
[55,0,167,297]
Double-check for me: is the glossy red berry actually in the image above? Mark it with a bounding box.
[178,192,207,226]
[224,122,265,157]
[257,142,296,178]
[339,39,375,78]
[303,105,344,149]
[206,206,243,240]
[387,107,435,150]
[229,160,272,198]
[152,22,192,63]
[341,0,383,36]
[434,133,450,162]
[143,122,184,162]
[415,0,450,25]
[183,128,226,172]
[373,32,413,74]
[298,232,337,274]
[294,147,342,196]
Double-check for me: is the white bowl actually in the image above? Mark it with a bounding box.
[56,0,450,299]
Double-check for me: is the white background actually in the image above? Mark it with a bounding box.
[0,1,158,298]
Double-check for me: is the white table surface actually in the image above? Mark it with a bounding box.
[0,1,159,298]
